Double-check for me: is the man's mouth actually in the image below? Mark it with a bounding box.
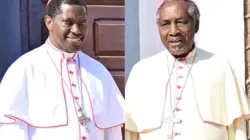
[67,37,84,42]
[169,39,183,46]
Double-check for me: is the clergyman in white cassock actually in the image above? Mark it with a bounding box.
[125,0,250,140]
[0,0,124,140]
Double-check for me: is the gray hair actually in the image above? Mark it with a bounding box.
[156,0,200,26]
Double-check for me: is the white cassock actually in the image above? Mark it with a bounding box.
[0,39,124,140]
[125,47,250,140]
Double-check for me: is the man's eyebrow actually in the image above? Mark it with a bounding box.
[158,19,170,22]
[61,17,74,20]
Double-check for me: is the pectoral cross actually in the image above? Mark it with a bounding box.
[163,114,182,139]
[78,112,91,132]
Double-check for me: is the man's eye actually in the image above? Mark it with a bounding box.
[177,21,189,26]
[160,22,170,28]
[161,22,168,26]
[81,21,87,25]
[63,20,72,26]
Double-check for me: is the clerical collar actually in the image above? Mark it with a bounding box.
[46,38,78,60]
[167,46,197,64]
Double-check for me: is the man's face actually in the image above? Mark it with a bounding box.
[158,1,197,57]
[46,4,88,53]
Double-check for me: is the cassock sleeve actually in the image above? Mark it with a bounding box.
[125,62,143,132]
[227,119,247,140]
[104,126,123,140]
[0,56,29,136]
[223,59,250,124]
[223,59,249,140]
[125,130,139,140]
[0,121,29,140]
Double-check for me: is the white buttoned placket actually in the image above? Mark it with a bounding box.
[168,59,188,140]
[46,39,95,140]
[163,54,196,140]
[62,57,90,140]
[163,59,186,140]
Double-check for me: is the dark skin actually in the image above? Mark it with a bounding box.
[158,1,199,58]
[45,4,88,54]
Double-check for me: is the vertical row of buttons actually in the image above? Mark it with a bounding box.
[67,59,87,140]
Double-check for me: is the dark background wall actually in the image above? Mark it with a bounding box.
[0,0,21,81]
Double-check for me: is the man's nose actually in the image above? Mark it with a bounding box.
[169,23,180,36]
[71,24,81,35]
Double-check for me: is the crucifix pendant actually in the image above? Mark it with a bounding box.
[164,114,182,139]
[166,118,174,139]
[78,112,91,132]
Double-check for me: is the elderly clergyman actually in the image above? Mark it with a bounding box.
[0,0,124,140]
[125,0,250,140]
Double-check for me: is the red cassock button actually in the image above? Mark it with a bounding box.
[176,97,182,100]
[78,108,82,112]
[177,85,182,89]
[80,121,84,126]
[175,108,181,112]
[174,132,181,136]
[74,96,79,100]
[69,71,74,74]
[178,66,183,69]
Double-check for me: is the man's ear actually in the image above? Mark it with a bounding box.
[44,15,53,31]
[195,20,199,33]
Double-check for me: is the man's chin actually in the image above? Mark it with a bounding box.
[167,45,191,56]
[71,46,82,52]
[168,48,184,55]
[63,45,81,53]
[170,48,192,58]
